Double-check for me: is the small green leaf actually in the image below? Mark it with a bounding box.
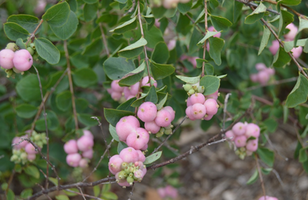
[118,37,147,58]
[42,2,70,27]
[15,104,37,118]
[150,60,175,80]
[286,74,308,108]
[278,10,294,36]
[48,177,58,186]
[110,16,137,33]
[55,195,69,200]
[151,42,170,64]
[298,17,308,35]
[200,75,220,95]
[156,93,168,110]
[304,39,308,53]
[4,22,29,41]
[232,1,243,23]
[56,91,72,111]
[244,2,267,24]
[72,68,98,88]
[34,38,60,65]
[7,189,15,200]
[83,0,98,4]
[82,37,103,56]
[104,108,135,127]
[117,141,128,154]
[258,26,271,55]
[272,47,291,68]
[20,188,33,198]
[16,74,41,102]
[144,151,162,165]
[64,188,78,196]
[24,165,40,179]
[101,191,118,200]
[263,118,278,133]
[299,148,308,163]
[84,3,99,22]
[119,62,145,86]
[103,57,135,80]
[246,169,258,185]
[109,124,120,142]
[78,114,98,127]
[280,0,301,6]
[119,37,147,52]
[145,86,158,103]
[7,14,39,33]
[211,15,232,30]
[175,75,200,84]
[197,31,222,45]
[144,25,164,48]
[50,11,78,40]
[257,147,275,167]
[208,37,225,65]
[177,1,192,14]
[16,38,26,49]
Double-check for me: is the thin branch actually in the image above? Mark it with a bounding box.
[5,170,15,195]
[152,138,179,155]
[91,116,108,150]
[66,188,103,200]
[246,77,298,91]
[223,93,232,132]
[235,0,279,15]
[201,0,208,77]
[97,11,110,56]
[25,19,44,46]
[185,14,204,34]
[36,184,52,200]
[255,154,267,198]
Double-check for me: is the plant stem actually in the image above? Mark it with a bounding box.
[201,0,208,77]
[97,11,110,56]
[255,155,267,198]
[26,19,44,46]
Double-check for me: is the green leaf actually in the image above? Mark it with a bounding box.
[280,0,301,6]
[4,22,29,41]
[211,15,232,30]
[145,86,158,103]
[117,141,128,154]
[244,2,267,24]
[83,0,98,3]
[299,148,308,163]
[109,124,120,142]
[189,28,203,54]
[151,42,170,64]
[177,1,192,14]
[150,60,175,80]
[55,195,69,200]
[286,74,308,108]
[50,11,78,40]
[272,47,291,68]
[56,91,72,111]
[15,104,37,118]
[298,17,308,33]
[118,37,147,58]
[110,16,137,33]
[263,118,278,133]
[104,108,135,127]
[7,14,39,33]
[34,38,60,65]
[197,31,222,45]
[72,68,98,88]
[258,26,271,55]
[246,169,258,185]
[78,114,98,127]
[7,190,15,200]
[42,2,70,27]
[144,25,164,48]
[101,191,118,199]
[20,188,33,198]
[304,39,308,53]
[82,37,103,56]
[208,37,225,65]
[48,177,58,186]
[200,75,220,95]
[156,93,168,110]
[278,10,294,36]
[176,75,200,84]
[103,57,135,80]
[68,0,77,12]
[119,62,145,86]
[257,147,275,167]
[24,165,40,179]
[232,1,243,23]
[16,74,40,102]
[144,151,162,165]
[84,3,98,22]
[16,38,26,49]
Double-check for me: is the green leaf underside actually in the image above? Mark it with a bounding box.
[200,75,220,95]
[34,38,60,65]
[286,74,308,108]
[144,151,162,165]
[103,57,135,80]
[198,31,222,45]
[42,2,70,27]
[7,14,39,33]
[50,11,79,40]
[258,26,271,55]
[4,22,29,41]
[245,2,267,24]
[104,108,135,127]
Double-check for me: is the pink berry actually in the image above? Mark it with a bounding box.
[185,106,196,120]
[285,23,298,41]
[126,128,150,150]
[141,143,148,151]
[116,116,140,141]
[123,87,134,100]
[77,135,94,152]
[111,80,124,93]
[141,76,157,87]
[64,139,78,154]
[204,99,218,115]
[79,158,88,168]
[232,122,246,136]
[234,135,247,148]
[12,137,28,150]
[225,130,235,141]
[83,130,93,139]
[117,179,131,187]
[13,49,33,71]
[158,188,166,198]
[255,63,267,71]
[188,56,198,68]
[108,155,123,175]
[129,82,140,96]
[265,68,275,75]
[191,103,206,119]
[245,123,260,138]
[258,196,279,200]
[291,46,303,59]
[137,102,157,122]
[119,147,139,163]
[134,169,145,179]
[27,154,36,161]
[136,150,145,162]
[187,96,193,106]
[144,121,160,134]
[167,39,176,50]
[155,109,172,127]
[269,40,279,55]
[257,70,270,85]
[82,148,94,159]
[190,93,206,104]
[0,49,15,69]
[246,139,258,152]
[165,185,178,198]
[203,114,214,120]
[111,92,122,101]
[250,74,259,82]
[206,90,219,100]
[66,153,82,167]
[25,143,36,154]
[208,26,221,38]
[162,106,175,122]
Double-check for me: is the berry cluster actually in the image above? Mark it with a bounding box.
[259,196,278,200]
[11,131,47,164]
[157,185,178,200]
[250,63,275,85]
[183,83,219,121]
[109,147,147,187]
[269,23,302,58]
[64,130,94,168]
[107,76,157,102]
[0,43,34,77]
[225,122,260,159]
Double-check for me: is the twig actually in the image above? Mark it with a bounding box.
[201,0,208,77]
[152,138,179,155]
[66,188,103,200]
[223,93,232,132]
[25,19,44,46]
[5,169,15,195]
[0,91,16,103]
[246,77,298,91]
[91,116,108,150]
[97,11,110,56]
[64,40,79,130]
[76,186,86,200]
[36,184,52,200]
[235,0,279,15]
[185,14,204,34]
[255,154,267,198]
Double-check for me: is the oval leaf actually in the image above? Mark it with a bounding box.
[144,151,162,165]
[34,38,60,65]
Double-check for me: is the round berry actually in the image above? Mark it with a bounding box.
[108,155,123,175]
[162,106,175,122]
[258,196,278,200]
[208,26,221,38]
[285,23,298,41]
[79,159,88,168]
[111,92,122,101]
[232,122,246,136]
[190,93,205,104]
[155,109,172,127]
[291,46,303,59]
[136,150,145,162]
[27,154,36,161]
[82,148,94,159]
[137,102,157,122]
[126,128,150,150]
[111,80,124,93]
[185,106,196,120]
[144,121,160,134]
[269,40,279,55]
[255,63,267,71]
[0,49,15,69]
[246,139,258,152]
[257,70,270,85]
[234,135,247,148]
[116,116,140,141]
[141,76,157,87]
[66,153,82,167]
[64,139,78,154]
[250,74,259,82]
[191,103,206,119]
[12,137,28,150]
[13,49,33,71]
[206,90,219,100]
[77,135,94,152]
[245,123,260,138]
[119,147,139,163]
[225,130,235,141]
[25,143,36,154]
[204,99,218,115]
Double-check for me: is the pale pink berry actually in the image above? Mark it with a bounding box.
[155,109,172,127]
[134,169,145,179]
[137,102,157,122]
[119,147,139,163]
[162,0,178,9]
[186,106,196,120]
[66,153,82,167]
[126,128,150,150]
[79,158,88,168]
[208,26,221,38]
[206,90,219,100]
[291,46,302,59]
[141,144,148,151]
[12,137,28,150]
[191,103,206,119]
[232,122,246,136]
[64,139,78,154]
[167,39,176,50]
[77,135,94,152]
[245,123,260,138]
[123,87,134,100]
[162,106,175,122]
[250,74,259,82]
[82,148,93,159]
[111,80,124,93]
[111,92,122,101]
[285,23,298,41]
[188,56,197,68]
[13,49,33,71]
[255,63,267,71]
[258,196,279,200]
[234,135,247,148]
[269,40,279,55]
[190,93,205,104]
[117,179,131,187]
[144,121,160,134]
[257,70,270,85]
[225,130,235,141]
[155,19,160,28]
[116,116,140,141]
[141,76,157,87]
[108,155,123,175]
[136,150,146,162]
[129,82,140,96]
[203,114,213,120]
[35,0,47,15]
[0,49,15,69]
[158,188,167,198]
[265,68,275,75]
[246,139,258,152]
[165,185,178,198]
[25,143,36,154]
[27,154,36,161]
[204,99,218,115]
[83,130,93,139]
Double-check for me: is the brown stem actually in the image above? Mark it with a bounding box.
[235,0,279,15]
[201,0,208,77]
[97,11,110,56]
[185,14,204,34]
[255,155,267,198]
[26,19,44,46]
[6,169,15,195]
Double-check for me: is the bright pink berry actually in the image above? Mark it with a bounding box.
[141,143,148,151]
[291,46,302,59]
[285,23,298,41]
[82,148,93,159]
[232,122,246,136]
[257,70,270,85]
[162,106,175,122]
[137,102,157,122]
[225,130,235,141]
[79,158,88,168]
[191,103,206,119]
[123,87,135,100]
[129,82,140,96]
[111,80,124,93]
[187,97,192,106]
[144,121,160,134]
[108,155,123,175]
[185,106,196,120]
[269,40,279,55]
[234,135,247,148]
[155,109,172,127]
[136,150,145,162]
[258,196,279,200]
[208,26,221,38]
[126,128,150,150]
[250,74,259,82]
[246,139,258,152]
[141,76,157,87]
[64,139,78,154]
[255,63,267,71]
[0,49,15,69]
[203,114,214,120]
[27,154,36,161]
[190,93,205,104]
[66,153,82,167]
[25,143,36,154]
[119,147,139,163]
[13,49,33,71]
[206,90,219,100]
[245,123,260,138]
[204,99,218,115]
[77,135,94,152]
[116,116,140,141]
